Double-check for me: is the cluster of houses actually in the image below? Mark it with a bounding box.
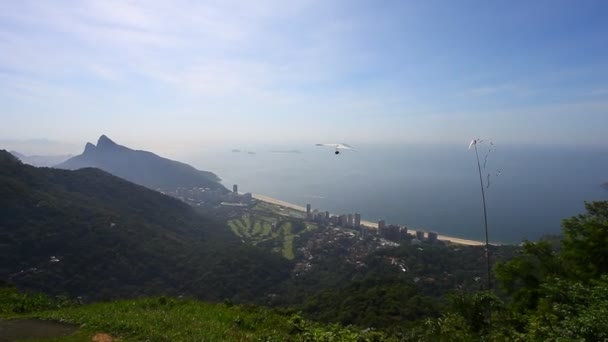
[377,220,438,244]
[306,204,439,244]
[306,204,362,228]
[166,185,441,245]
[162,185,253,207]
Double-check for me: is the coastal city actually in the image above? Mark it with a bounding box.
[303,202,439,245]
[162,183,442,246]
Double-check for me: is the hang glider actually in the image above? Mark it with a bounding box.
[316,143,355,155]
[468,139,477,150]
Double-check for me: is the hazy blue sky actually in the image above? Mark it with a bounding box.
[1,0,608,150]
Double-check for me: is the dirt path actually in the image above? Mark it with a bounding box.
[93,333,115,341]
[0,319,78,342]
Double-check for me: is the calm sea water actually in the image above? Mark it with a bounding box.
[187,143,608,244]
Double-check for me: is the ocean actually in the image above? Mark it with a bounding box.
[186,143,608,244]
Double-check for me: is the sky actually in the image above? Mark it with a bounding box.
[1,0,608,152]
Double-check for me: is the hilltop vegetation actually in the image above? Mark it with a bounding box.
[3,197,605,341]
[278,242,518,335]
[412,201,608,341]
[0,288,392,342]
[0,150,290,302]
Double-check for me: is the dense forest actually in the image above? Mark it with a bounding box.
[273,236,519,335]
[409,201,608,340]
[0,150,290,301]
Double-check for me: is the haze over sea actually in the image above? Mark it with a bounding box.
[189,143,608,244]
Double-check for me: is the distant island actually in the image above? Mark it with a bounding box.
[232,149,256,154]
[270,150,302,154]
[56,135,226,191]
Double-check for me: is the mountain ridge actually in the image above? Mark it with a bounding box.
[56,135,225,191]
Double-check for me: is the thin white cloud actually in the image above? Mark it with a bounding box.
[588,88,608,95]
[465,84,543,98]
[82,0,157,29]
[1,1,607,146]
[0,0,350,98]
[88,64,122,81]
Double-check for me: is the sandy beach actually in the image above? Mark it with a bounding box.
[253,194,308,212]
[253,194,485,246]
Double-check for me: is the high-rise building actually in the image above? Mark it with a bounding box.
[386,224,401,241]
[378,219,386,235]
[242,193,253,203]
[233,184,238,193]
[330,215,339,225]
[354,213,361,228]
[306,204,311,219]
[427,231,438,243]
[360,226,369,239]
[347,214,354,227]
[400,227,409,241]
[325,211,330,220]
[339,214,348,226]
[416,230,425,240]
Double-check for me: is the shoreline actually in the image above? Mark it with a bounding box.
[253,194,485,246]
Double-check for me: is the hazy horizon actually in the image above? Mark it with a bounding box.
[2,1,608,146]
[4,135,606,244]
[3,135,608,159]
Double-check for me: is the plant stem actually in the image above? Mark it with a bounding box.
[474,142,491,291]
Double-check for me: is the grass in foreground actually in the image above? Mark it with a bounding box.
[1,289,391,341]
[37,297,291,341]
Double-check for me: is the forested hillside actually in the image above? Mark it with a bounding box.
[411,201,608,341]
[0,150,290,301]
